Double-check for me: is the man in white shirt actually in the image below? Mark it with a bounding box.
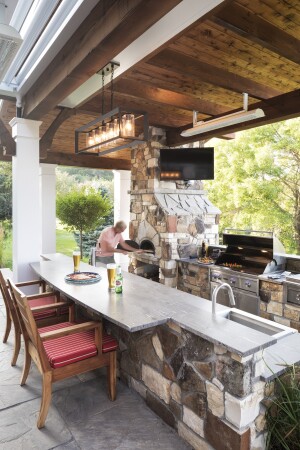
[96,220,142,264]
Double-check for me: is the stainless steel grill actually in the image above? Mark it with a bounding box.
[283,275,300,306]
[210,230,286,315]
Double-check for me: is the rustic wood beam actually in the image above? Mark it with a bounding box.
[0,118,16,156]
[42,151,130,170]
[166,89,300,146]
[114,78,229,116]
[84,90,193,126]
[214,3,300,65]
[40,108,75,159]
[0,94,16,103]
[23,0,182,120]
[148,49,282,100]
[219,133,235,140]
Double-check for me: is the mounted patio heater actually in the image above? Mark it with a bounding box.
[181,93,265,137]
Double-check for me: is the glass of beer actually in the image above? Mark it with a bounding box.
[107,263,116,290]
[73,249,81,273]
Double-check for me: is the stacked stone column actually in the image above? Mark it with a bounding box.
[129,127,219,287]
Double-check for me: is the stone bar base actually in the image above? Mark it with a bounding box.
[105,319,269,450]
[260,280,300,332]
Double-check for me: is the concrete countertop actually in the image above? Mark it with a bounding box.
[261,333,300,381]
[31,254,296,358]
[258,274,286,284]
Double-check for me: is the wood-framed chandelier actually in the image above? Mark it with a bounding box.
[75,61,148,156]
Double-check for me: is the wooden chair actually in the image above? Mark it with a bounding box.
[0,269,70,366]
[8,278,117,429]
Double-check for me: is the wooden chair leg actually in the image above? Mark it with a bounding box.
[2,313,12,343]
[37,372,52,429]
[11,328,21,366]
[107,351,117,401]
[20,341,31,385]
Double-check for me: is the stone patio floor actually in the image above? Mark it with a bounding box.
[0,293,192,450]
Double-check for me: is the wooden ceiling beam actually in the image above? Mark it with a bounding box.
[0,94,16,103]
[22,0,182,120]
[41,151,130,170]
[0,118,16,156]
[84,90,193,126]
[114,78,229,116]
[148,49,282,100]
[40,108,75,158]
[166,89,300,146]
[0,150,130,169]
[214,3,300,65]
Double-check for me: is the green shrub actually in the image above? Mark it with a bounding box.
[266,364,300,449]
[56,187,111,258]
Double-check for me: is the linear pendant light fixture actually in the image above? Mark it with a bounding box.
[75,61,148,157]
[181,93,265,137]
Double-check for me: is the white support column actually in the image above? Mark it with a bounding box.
[10,118,42,282]
[113,170,131,239]
[40,163,56,254]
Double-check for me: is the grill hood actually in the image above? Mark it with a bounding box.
[215,230,286,275]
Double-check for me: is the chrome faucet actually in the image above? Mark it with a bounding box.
[212,283,236,315]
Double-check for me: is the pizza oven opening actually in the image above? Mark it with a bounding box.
[140,239,155,255]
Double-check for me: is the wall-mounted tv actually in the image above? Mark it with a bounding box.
[160,147,214,181]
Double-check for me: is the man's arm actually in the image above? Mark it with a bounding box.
[101,239,128,254]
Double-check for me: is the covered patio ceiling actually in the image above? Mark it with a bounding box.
[0,0,299,171]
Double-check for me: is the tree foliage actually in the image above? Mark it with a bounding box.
[204,118,300,253]
[0,162,12,221]
[56,187,111,257]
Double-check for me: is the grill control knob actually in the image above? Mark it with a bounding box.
[229,278,236,284]
[296,294,300,301]
[245,281,252,288]
[213,274,221,280]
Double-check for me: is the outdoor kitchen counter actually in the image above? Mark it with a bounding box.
[30,253,291,358]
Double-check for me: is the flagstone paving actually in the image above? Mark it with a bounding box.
[0,294,192,450]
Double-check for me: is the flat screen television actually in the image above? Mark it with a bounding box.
[160,147,214,181]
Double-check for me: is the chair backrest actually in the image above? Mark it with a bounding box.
[0,269,15,315]
[8,278,49,366]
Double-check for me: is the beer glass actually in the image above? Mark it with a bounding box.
[107,263,116,290]
[73,249,81,273]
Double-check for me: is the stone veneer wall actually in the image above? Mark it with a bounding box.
[129,127,219,288]
[106,319,270,450]
[260,281,300,332]
[177,260,211,299]
[259,256,300,332]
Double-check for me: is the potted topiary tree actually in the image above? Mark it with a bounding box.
[56,186,111,258]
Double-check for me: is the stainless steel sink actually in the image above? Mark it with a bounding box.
[218,308,296,339]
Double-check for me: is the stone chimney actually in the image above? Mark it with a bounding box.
[129,127,220,287]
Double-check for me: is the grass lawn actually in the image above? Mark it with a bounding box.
[1,229,88,269]
[2,230,12,269]
[56,229,77,256]
[56,229,89,262]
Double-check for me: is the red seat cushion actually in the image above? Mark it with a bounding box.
[28,295,69,320]
[39,322,118,369]
[29,295,59,320]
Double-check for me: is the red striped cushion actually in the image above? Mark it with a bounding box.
[29,295,58,320]
[39,322,118,369]
[28,296,69,320]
